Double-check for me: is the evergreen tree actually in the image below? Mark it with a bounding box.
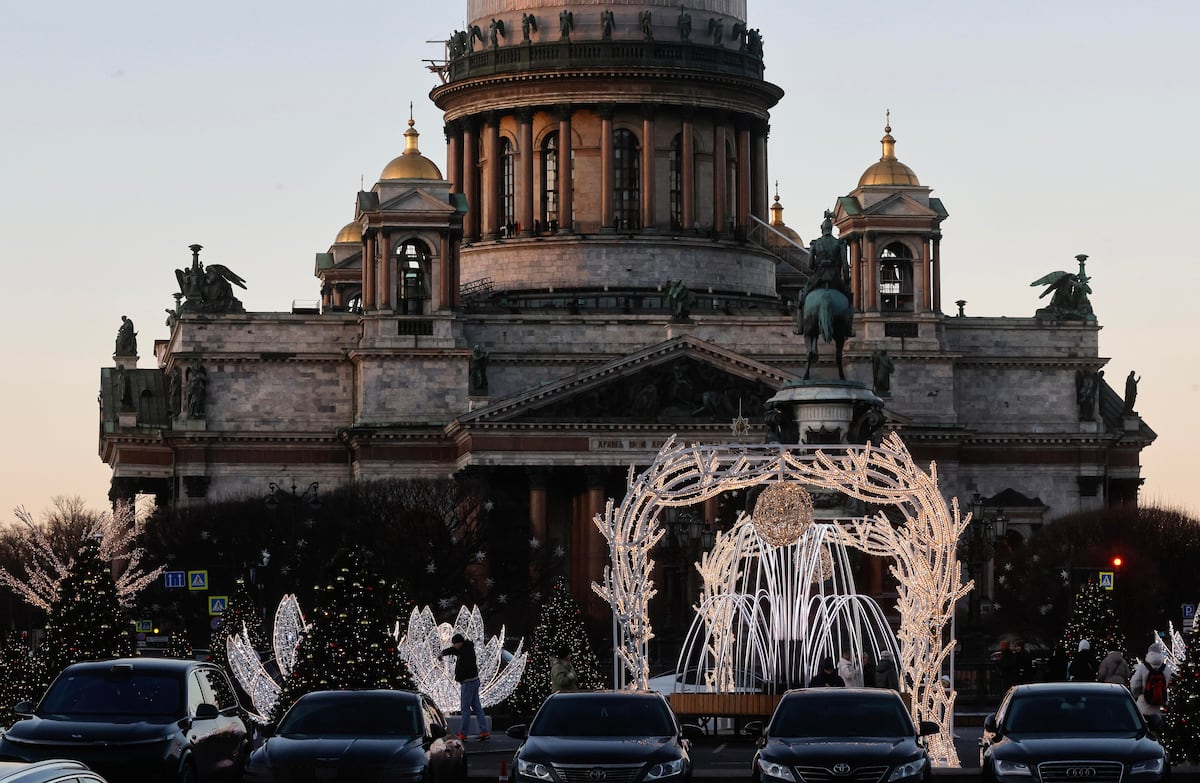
[164,630,193,659]
[31,538,134,698]
[1059,577,1127,663]
[0,631,33,725]
[271,550,413,723]
[210,576,265,671]
[1162,626,1199,761]
[509,578,605,719]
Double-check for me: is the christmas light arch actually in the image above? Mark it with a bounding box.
[592,432,970,767]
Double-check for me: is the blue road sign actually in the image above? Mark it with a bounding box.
[188,570,209,591]
[164,571,186,589]
[209,596,228,616]
[1183,603,1196,620]
[135,620,152,633]
[1098,571,1114,590]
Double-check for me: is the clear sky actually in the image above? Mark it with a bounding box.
[1,1,1196,521]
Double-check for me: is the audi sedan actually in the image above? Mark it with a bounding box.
[746,688,937,783]
[506,691,699,782]
[980,682,1168,783]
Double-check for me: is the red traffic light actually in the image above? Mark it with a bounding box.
[1111,556,1123,568]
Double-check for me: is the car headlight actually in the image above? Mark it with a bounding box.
[517,758,554,781]
[756,756,797,782]
[645,757,685,779]
[888,759,925,781]
[994,759,1034,777]
[1131,757,1165,776]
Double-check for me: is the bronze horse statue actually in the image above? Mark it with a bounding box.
[794,286,852,380]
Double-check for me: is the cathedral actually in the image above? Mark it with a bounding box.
[99,0,1153,613]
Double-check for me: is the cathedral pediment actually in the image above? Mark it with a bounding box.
[857,192,941,219]
[461,336,795,425]
[377,188,459,215]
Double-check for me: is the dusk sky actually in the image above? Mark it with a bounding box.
[2,1,1196,521]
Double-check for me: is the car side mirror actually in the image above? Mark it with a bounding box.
[743,720,764,738]
[12,701,34,718]
[428,722,447,740]
[983,714,998,733]
[506,724,528,740]
[918,720,939,737]
[681,724,705,742]
[194,703,220,720]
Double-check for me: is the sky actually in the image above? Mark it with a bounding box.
[1,1,1196,522]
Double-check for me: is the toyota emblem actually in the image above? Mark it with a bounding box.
[1065,768,1096,778]
[833,763,852,775]
[588,769,608,781]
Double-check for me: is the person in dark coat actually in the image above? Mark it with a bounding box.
[808,657,846,687]
[875,650,900,691]
[1069,639,1098,682]
[1047,644,1069,681]
[440,633,490,740]
[861,652,877,688]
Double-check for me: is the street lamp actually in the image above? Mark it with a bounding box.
[264,480,320,510]
[962,494,1009,624]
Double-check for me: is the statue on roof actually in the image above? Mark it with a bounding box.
[677,7,692,41]
[665,280,696,322]
[1031,254,1095,321]
[114,315,137,357]
[175,244,247,314]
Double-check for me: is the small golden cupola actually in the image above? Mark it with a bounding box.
[857,114,920,188]
[380,114,443,181]
[333,220,363,244]
[767,184,803,247]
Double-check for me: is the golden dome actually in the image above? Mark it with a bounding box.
[768,192,803,246]
[334,220,362,244]
[857,122,920,187]
[380,118,443,181]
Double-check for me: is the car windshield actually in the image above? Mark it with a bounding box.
[1004,693,1143,733]
[770,695,915,738]
[278,697,421,738]
[39,671,181,718]
[531,696,675,737]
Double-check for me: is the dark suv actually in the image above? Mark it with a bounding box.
[0,760,107,783]
[0,658,248,783]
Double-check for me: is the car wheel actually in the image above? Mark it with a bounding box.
[178,759,198,783]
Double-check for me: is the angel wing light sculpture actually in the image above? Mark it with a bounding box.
[226,594,307,723]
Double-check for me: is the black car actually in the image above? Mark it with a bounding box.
[243,689,466,783]
[0,759,108,783]
[980,682,1168,783]
[0,658,248,783]
[746,688,937,783]
[506,691,699,782]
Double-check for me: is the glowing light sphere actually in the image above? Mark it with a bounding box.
[752,483,814,547]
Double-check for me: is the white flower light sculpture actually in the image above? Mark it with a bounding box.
[397,605,527,714]
[226,593,308,723]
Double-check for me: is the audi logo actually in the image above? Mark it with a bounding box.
[1064,768,1096,778]
[588,769,607,782]
[832,763,852,775]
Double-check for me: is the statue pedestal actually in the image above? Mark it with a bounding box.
[1122,415,1140,432]
[468,395,490,412]
[172,417,207,432]
[118,411,138,427]
[766,380,884,446]
[664,320,697,339]
[113,353,138,370]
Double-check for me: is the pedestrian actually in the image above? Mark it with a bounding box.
[551,644,579,693]
[808,657,846,687]
[1047,644,1069,682]
[837,650,863,688]
[1068,639,1097,682]
[1129,644,1174,732]
[995,640,1019,692]
[875,650,900,691]
[1098,647,1131,685]
[861,651,877,688]
[1012,639,1034,683]
[439,633,490,741]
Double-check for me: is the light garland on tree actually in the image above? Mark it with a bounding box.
[396,605,527,714]
[593,433,968,767]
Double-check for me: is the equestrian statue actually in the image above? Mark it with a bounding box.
[794,210,854,380]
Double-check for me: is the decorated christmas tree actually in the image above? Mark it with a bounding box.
[210,576,265,671]
[1162,624,1198,761]
[509,578,605,719]
[0,631,34,724]
[271,550,413,723]
[28,537,134,698]
[1059,577,1127,663]
[164,630,193,659]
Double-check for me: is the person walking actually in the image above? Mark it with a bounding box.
[1098,647,1130,685]
[875,650,900,691]
[550,645,579,693]
[995,640,1019,692]
[837,651,863,688]
[1069,639,1097,682]
[861,652,877,688]
[1129,644,1174,732]
[808,657,846,687]
[439,633,490,741]
[1047,644,1069,682]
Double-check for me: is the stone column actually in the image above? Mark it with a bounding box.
[585,467,609,616]
[736,123,751,232]
[919,236,932,311]
[641,107,656,231]
[681,113,695,231]
[932,234,942,313]
[751,123,768,221]
[484,113,501,239]
[363,234,377,310]
[600,104,615,230]
[378,231,392,310]
[557,106,573,232]
[712,118,728,235]
[865,233,877,313]
[445,122,462,194]
[849,238,863,311]
[528,468,548,580]
[518,109,535,237]
[462,122,480,241]
[437,235,451,311]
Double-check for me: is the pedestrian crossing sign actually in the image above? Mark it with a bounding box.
[1099,571,1114,590]
[188,570,209,591]
[209,596,228,616]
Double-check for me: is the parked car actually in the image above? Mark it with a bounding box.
[745,688,937,783]
[506,690,699,782]
[980,682,1168,783]
[243,689,466,783]
[0,658,249,783]
[0,759,107,783]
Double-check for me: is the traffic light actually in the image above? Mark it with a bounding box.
[1111,555,1123,569]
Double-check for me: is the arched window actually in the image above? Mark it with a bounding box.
[500,137,515,235]
[541,132,558,232]
[396,240,431,316]
[614,128,640,230]
[879,242,914,312]
[669,134,683,230]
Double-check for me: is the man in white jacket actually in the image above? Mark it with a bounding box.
[837,651,863,688]
[1129,643,1174,731]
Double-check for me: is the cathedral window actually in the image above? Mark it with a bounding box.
[397,240,431,315]
[614,128,640,230]
[500,137,515,234]
[669,134,683,230]
[879,242,914,312]
[541,132,558,231]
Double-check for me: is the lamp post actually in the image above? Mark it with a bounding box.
[962,494,1009,625]
[264,480,320,510]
